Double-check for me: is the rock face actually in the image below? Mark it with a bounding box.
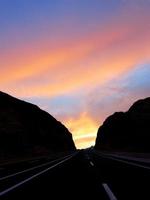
[95,97,150,152]
[0,92,76,159]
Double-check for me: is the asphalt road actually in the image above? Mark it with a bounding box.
[0,149,150,200]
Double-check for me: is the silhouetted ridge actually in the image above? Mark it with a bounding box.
[95,97,150,152]
[0,91,76,160]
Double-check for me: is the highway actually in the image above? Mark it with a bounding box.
[0,149,150,199]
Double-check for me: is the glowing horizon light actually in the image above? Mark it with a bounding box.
[64,112,99,149]
[73,134,96,149]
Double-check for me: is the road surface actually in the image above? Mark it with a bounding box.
[0,149,150,199]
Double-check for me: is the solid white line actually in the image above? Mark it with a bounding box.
[106,156,150,170]
[102,153,150,163]
[102,183,117,200]
[95,152,150,170]
[0,154,73,181]
[0,153,77,197]
[90,161,94,166]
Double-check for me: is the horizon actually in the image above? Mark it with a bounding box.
[1,0,150,148]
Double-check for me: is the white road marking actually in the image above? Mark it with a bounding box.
[90,161,94,166]
[106,154,150,163]
[102,183,117,200]
[0,153,77,197]
[106,156,150,170]
[0,154,74,181]
[95,152,150,170]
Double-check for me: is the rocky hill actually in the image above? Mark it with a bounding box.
[0,91,76,160]
[95,97,150,152]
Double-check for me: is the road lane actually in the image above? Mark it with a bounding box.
[1,149,150,200]
[95,151,150,169]
[91,149,150,199]
[0,153,77,197]
[0,150,109,199]
[0,153,75,181]
[0,152,78,197]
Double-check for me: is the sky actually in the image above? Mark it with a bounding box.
[0,0,150,149]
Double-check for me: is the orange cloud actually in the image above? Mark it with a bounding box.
[64,112,99,149]
[1,11,150,99]
[1,26,126,85]
[4,33,150,99]
[1,10,150,148]
[1,11,149,88]
[74,135,96,149]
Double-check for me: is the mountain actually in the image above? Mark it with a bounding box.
[0,91,76,160]
[95,97,150,152]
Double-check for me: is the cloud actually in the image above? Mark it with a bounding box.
[1,6,150,148]
[1,9,150,98]
[74,135,96,149]
[85,63,150,122]
[64,112,99,148]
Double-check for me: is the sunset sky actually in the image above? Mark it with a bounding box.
[0,0,150,149]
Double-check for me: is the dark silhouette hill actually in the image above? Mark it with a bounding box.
[95,97,150,152]
[0,91,76,160]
